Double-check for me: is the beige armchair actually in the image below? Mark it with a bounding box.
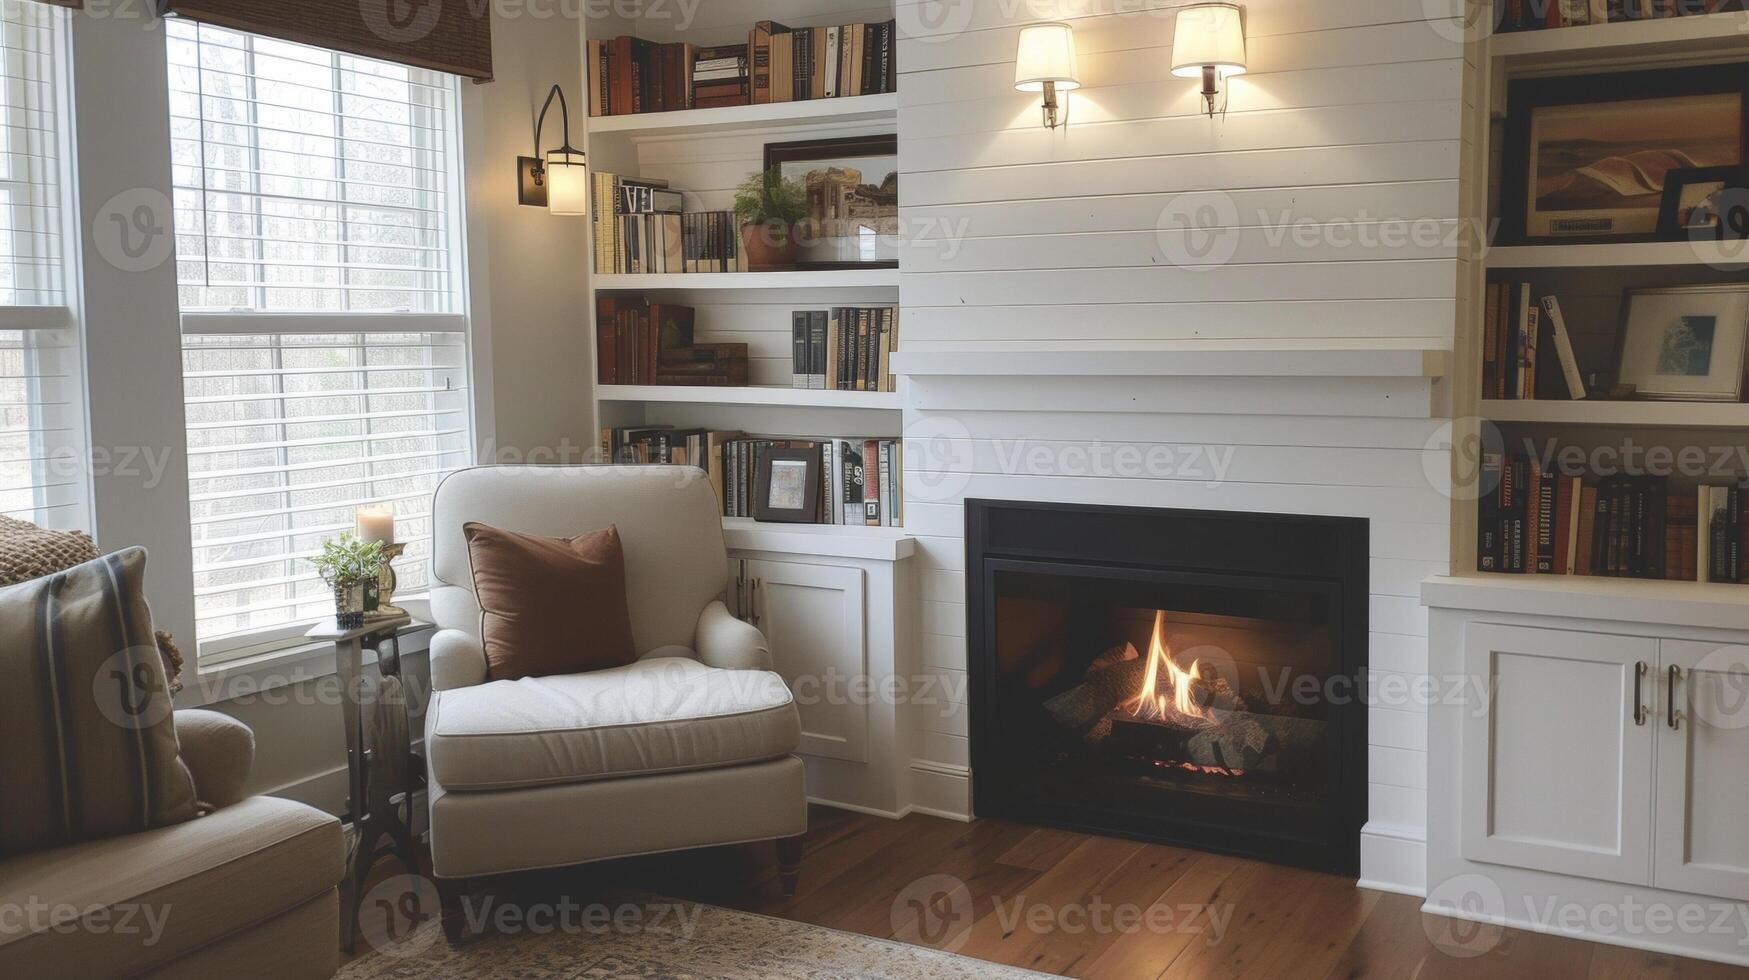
[0,710,343,978]
[424,466,807,933]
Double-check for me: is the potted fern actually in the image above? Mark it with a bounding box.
[733,167,809,271]
[310,532,386,630]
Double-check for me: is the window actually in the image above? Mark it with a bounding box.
[167,21,471,654]
[0,3,81,531]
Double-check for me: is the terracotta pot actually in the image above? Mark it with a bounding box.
[741,222,799,272]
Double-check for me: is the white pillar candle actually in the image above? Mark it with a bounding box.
[356,506,395,546]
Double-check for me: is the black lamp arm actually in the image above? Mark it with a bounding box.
[531,84,574,181]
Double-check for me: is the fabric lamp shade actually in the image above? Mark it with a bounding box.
[1172,3,1247,79]
[545,150,589,216]
[1013,23,1079,92]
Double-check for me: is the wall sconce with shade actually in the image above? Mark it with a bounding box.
[517,84,588,215]
[1172,3,1247,118]
[1014,22,1079,130]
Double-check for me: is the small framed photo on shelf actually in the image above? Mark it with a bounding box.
[763,135,898,269]
[754,445,822,523]
[1658,166,1749,240]
[1615,284,1749,402]
[1500,64,1749,245]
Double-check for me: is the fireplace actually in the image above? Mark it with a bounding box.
[966,500,1368,875]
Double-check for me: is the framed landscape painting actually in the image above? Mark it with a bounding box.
[1501,65,1749,244]
[764,135,898,269]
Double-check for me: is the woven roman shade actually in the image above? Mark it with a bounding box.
[34,2,83,8]
[158,0,492,81]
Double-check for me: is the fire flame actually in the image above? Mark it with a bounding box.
[1130,610,1214,723]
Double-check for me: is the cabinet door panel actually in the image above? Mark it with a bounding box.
[745,558,868,763]
[1655,640,1749,902]
[1462,623,1655,885]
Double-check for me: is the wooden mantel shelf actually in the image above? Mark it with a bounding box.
[891,340,1449,380]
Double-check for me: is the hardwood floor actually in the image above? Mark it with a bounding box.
[368,806,1747,978]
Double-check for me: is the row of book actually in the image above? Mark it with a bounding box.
[587,38,751,114]
[725,437,902,526]
[1477,454,1749,581]
[789,308,900,392]
[749,20,898,104]
[599,426,903,526]
[596,299,748,386]
[1482,282,1585,400]
[1496,0,1742,30]
[590,172,746,275]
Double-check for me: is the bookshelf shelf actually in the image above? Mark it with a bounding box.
[1484,241,1747,269]
[1422,574,1749,633]
[593,270,900,291]
[722,517,913,561]
[1490,13,1749,72]
[597,384,900,409]
[587,93,898,137]
[1482,399,1749,428]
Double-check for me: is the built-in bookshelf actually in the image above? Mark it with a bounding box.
[1450,10,1749,596]
[583,0,903,534]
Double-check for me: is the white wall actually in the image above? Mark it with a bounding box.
[893,0,1467,894]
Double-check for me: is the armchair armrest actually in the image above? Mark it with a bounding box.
[695,599,773,671]
[431,629,489,691]
[174,709,254,811]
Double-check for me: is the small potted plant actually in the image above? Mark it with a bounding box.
[310,532,386,630]
[733,167,809,271]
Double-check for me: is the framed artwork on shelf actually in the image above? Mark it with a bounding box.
[754,445,822,523]
[1614,284,1749,402]
[1657,166,1749,240]
[1500,64,1749,245]
[763,135,898,269]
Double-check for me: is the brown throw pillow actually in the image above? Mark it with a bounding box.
[463,522,638,681]
[0,548,199,857]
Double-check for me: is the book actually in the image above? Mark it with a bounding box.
[1539,295,1587,400]
[749,22,790,105]
[792,312,809,389]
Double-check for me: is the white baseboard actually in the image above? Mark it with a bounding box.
[1360,821,1427,897]
[1423,896,1749,969]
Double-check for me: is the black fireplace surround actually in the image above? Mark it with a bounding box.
[966,500,1369,875]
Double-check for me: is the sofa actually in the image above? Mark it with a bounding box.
[0,710,344,978]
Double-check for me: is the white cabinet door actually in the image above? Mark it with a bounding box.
[744,558,868,763]
[1462,623,1656,884]
[1655,640,1749,901]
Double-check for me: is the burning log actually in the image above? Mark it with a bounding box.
[1042,643,1145,739]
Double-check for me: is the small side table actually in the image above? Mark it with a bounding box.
[306,615,426,954]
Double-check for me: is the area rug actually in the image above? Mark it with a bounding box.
[339,893,1047,979]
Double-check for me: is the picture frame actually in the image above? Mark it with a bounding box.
[1614,284,1749,402]
[1657,166,1749,240]
[763,135,899,269]
[754,445,822,523]
[1500,64,1749,245]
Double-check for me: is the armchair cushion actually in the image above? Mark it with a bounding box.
[425,656,800,791]
[462,521,637,681]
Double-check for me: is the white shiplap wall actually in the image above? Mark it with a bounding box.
[894,0,1468,894]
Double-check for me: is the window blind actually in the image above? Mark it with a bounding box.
[0,2,81,530]
[169,21,472,652]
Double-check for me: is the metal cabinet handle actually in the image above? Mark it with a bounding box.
[1668,665,1681,731]
[735,562,748,620]
[748,578,761,627]
[1634,661,1649,726]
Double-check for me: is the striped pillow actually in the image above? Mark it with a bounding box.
[0,548,198,856]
